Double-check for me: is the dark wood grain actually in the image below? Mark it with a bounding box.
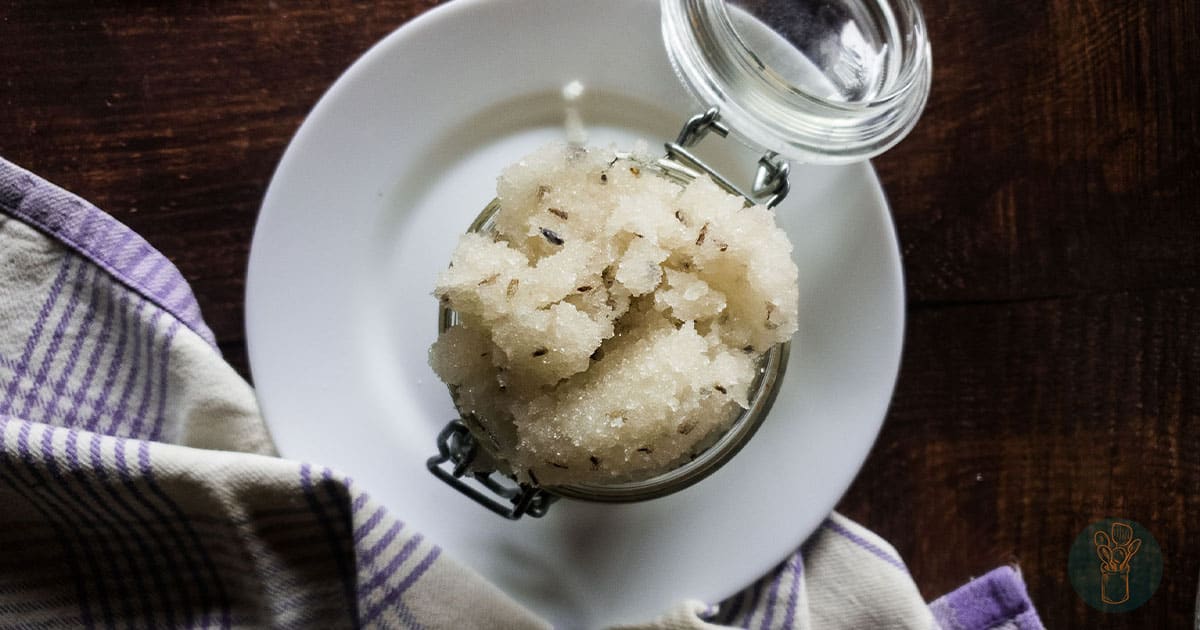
[1,1,1196,627]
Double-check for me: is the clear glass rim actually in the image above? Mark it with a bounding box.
[662,0,933,163]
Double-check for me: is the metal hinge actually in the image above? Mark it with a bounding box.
[426,420,558,520]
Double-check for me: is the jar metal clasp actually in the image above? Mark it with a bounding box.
[426,420,559,520]
[664,107,791,209]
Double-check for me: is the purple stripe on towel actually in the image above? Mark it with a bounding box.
[142,258,178,303]
[351,490,371,515]
[0,256,73,415]
[360,546,442,627]
[40,264,102,427]
[125,308,158,439]
[63,275,118,428]
[783,551,803,629]
[931,566,1043,630]
[156,274,188,312]
[17,257,89,422]
[129,316,179,439]
[83,292,134,433]
[353,505,388,545]
[175,295,202,327]
[104,228,140,273]
[359,533,424,597]
[147,319,180,442]
[823,518,908,572]
[124,312,158,438]
[393,546,441,597]
[131,252,171,296]
[99,302,148,436]
[759,556,788,630]
[0,157,216,348]
[360,520,403,569]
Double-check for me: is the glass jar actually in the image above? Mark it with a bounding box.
[428,0,930,519]
[431,168,791,517]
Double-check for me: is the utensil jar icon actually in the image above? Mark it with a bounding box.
[1093,521,1141,605]
[1101,565,1131,604]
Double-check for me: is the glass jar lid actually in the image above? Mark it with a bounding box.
[661,0,932,164]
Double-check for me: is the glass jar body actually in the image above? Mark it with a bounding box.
[439,158,790,505]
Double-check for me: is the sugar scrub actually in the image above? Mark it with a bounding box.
[429,144,798,486]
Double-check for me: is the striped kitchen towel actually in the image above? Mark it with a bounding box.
[0,155,1043,629]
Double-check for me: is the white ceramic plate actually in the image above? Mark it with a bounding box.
[246,0,904,626]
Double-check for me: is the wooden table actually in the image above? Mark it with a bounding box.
[3,1,1196,627]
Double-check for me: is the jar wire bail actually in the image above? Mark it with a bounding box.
[661,107,791,209]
